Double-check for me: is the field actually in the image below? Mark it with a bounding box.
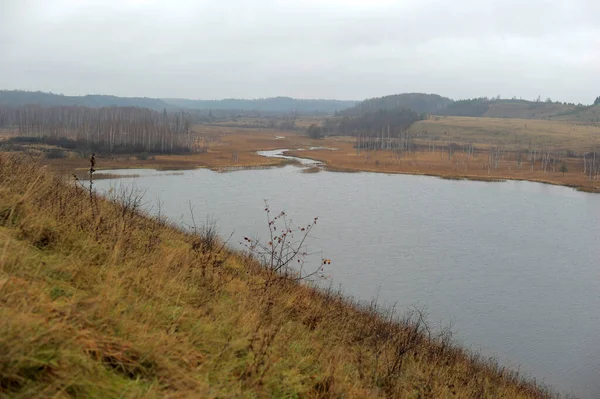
[409,116,600,152]
[0,153,555,398]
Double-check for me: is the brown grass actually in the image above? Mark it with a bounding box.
[4,117,599,193]
[287,143,600,193]
[0,153,555,398]
[409,116,600,152]
[5,127,323,174]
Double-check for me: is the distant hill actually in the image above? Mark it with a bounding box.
[162,97,356,115]
[0,90,169,109]
[442,98,600,122]
[345,93,599,123]
[549,104,600,123]
[341,93,453,116]
[3,90,598,122]
[484,100,574,119]
[436,98,578,119]
[0,91,356,115]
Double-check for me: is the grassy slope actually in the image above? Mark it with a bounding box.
[409,116,600,152]
[553,105,600,123]
[485,102,600,123]
[0,155,555,398]
[483,102,574,120]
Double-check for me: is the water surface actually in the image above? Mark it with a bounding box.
[96,163,600,398]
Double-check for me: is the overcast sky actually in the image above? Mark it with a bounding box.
[1,0,598,103]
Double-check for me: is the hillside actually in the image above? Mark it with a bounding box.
[164,97,357,115]
[346,94,600,122]
[408,115,600,153]
[484,100,576,119]
[341,93,453,116]
[438,99,592,120]
[0,153,554,398]
[0,91,356,115]
[552,104,600,123]
[4,89,598,122]
[0,90,169,109]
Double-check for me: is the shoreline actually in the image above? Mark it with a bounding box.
[283,148,600,194]
[76,147,600,194]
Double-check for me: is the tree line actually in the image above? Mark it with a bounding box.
[313,108,422,137]
[0,90,356,116]
[0,105,197,154]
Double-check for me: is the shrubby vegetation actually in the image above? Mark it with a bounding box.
[307,124,323,139]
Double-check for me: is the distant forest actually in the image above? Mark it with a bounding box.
[0,91,169,109]
[340,93,453,116]
[164,97,356,115]
[0,91,356,116]
[322,109,423,138]
[0,105,196,154]
[342,93,598,120]
[2,90,599,124]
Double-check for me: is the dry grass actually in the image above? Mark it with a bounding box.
[3,127,322,174]
[5,117,599,193]
[288,145,600,193]
[409,116,600,152]
[483,102,576,120]
[0,153,555,398]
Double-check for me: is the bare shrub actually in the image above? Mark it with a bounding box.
[241,201,330,287]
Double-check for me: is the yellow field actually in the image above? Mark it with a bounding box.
[409,116,600,152]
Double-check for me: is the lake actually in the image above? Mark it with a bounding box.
[95,158,600,398]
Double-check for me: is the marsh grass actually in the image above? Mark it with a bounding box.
[0,153,556,398]
[302,166,322,173]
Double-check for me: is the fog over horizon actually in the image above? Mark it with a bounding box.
[1,0,598,104]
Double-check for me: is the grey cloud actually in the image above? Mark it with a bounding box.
[0,0,598,103]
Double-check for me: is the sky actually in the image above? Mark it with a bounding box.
[1,0,598,103]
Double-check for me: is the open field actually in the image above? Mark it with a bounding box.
[0,153,554,398]
[409,116,600,152]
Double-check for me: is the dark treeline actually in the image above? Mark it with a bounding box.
[0,91,357,116]
[0,105,196,154]
[0,90,169,109]
[340,93,452,116]
[323,108,422,137]
[186,109,300,130]
[165,96,357,115]
[344,93,600,121]
[437,98,491,117]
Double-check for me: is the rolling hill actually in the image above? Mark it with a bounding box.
[0,90,169,109]
[0,91,356,115]
[341,93,453,116]
[347,94,600,123]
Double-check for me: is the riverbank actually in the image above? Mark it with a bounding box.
[3,125,598,193]
[284,142,600,193]
[0,153,554,398]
